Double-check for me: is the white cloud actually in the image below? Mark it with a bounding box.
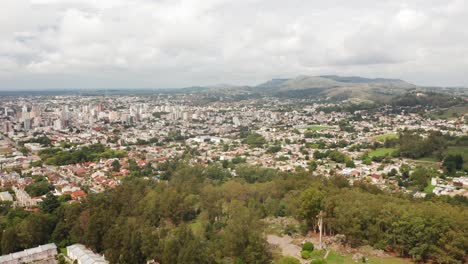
[0,0,467,89]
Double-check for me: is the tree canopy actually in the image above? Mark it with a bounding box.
[0,160,466,263]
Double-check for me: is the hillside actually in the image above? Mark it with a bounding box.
[194,75,432,103]
[197,75,468,104]
[250,75,419,102]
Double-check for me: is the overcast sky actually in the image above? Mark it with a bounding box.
[1,0,467,90]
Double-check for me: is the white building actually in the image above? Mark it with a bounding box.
[0,243,57,264]
[67,244,108,264]
[0,191,13,202]
[13,187,38,208]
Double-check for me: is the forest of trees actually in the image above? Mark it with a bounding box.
[38,144,127,166]
[398,130,447,159]
[392,92,464,109]
[373,132,466,174]
[0,161,466,263]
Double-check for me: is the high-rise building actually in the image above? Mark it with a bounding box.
[54,119,63,130]
[23,119,31,130]
[2,121,13,133]
[233,116,241,126]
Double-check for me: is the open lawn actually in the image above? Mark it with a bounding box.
[368,148,398,158]
[411,146,468,170]
[375,133,398,141]
[430,105,468,120]
[307,125,330,131]
[269,234,412,264]
[424,180,436,194]
[412,157,440,169]
[446,146,468,158]
[326,250,411,264]
[59,248,67,256]
[446,146,468,170]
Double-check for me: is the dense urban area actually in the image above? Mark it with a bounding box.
[0,87,467,264]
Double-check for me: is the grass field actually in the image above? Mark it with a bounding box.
[410,146,467,170]
[446,146,468,158]
[307,125,330,131]
[375,133,398,141]
[430,105,468,120]
[424,180,436,194]
[412,157,439,169]
[59,248,67,256]
[368,148,398,158]
[446,146,468,170]
[325,250,412,264]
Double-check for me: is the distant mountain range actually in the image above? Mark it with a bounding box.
[1,75,466,102]
[197,75,468,103]
[198,75,434,102]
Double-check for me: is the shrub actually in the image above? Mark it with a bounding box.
[310,258,327,264]
[283,224,297,236]
[277,256,301,264]
[302,241,314,252]
[301,250,312,259]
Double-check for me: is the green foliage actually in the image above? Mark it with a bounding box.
[307,125,329,131]
[318,189,467,262]
[310,258,327,264]
[375,134,398,141]
[111,159,121,172]
[276,155,289,161]
[345,159,355,168]
[30,160,43,167]
[40,193,60,213]
[223,201,272,263]
[368,148,398,158]
[1,211,56,254]
[152,112,167,118]
[267,145,282,153]
[277,256,301,264]
[25,180,52,197]
[399,130,446,159]
[58,254,67,264]
[161,225,209,263]
[338,120,354,132]
[443,154,464,174]
[235,164,279,183]
[0,201,13,216]
[408,167,433,191]
[243,132,267,148]
[313,150,350,163]
[302,241,314,252]
[19,147,30,155]
[58,194,72,203]
[309,161,318,172]
[39,144,127,166]
[301,250,313,259]
[0,161,466,263]
[231,155,247,164]
[21,136,51,147]
[204,164,231,181]
[393,92,463,108]
[299,187,324,226]
[305,131,330,139]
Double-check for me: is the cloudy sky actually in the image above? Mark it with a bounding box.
[1,0,467,89]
